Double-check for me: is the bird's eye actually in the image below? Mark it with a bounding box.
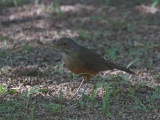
[63,42,67,45]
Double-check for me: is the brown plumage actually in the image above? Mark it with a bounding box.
[52,38,134,97]
[53,38,134,81]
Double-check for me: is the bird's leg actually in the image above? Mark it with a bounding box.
[76,78,85,94]
[76,82,88,100]
[76,83,89,101]
[72,79,85,98]
[80,82,88,95]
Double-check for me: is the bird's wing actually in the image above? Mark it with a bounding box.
[78,47,114,71]
[77,46,134,74]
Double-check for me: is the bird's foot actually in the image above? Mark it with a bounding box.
[72,88,82,99]
[72,83,88,100]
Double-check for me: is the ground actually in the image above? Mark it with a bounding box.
[0,0,160,120]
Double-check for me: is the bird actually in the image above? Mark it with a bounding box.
[52,38,134,98]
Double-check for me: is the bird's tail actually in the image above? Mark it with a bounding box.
[113,64,135,74]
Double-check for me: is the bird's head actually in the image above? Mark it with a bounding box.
[52,38,78,54]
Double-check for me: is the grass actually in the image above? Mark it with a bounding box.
[108,19,124,29]
[91,16,102,23]
[44,0,66,18]
[152,0,160,8]
[0,84,8,95]
[104,0,110,5]
[129,95,148,112]
[78,29,101,41]
[127,23,136,32]
[140,17,151,25]
[128,47,144,58]
[0,73,160,119]
[0,37,158,119]
[0,85,64,119]
[41,101,64,113]
[104,44,122,61]
[0,0,29,6]
[53,0,65,18]
[74,80,113,117]
[127,83,160,112]
[146,87,160,103]
[102,84,112,117]
[0,0,159,119]
[127,59,141,68]
[154,74,160,79]
[78,29,92,39]
[0,100,24,119]
[29,106,35,120]
[0,43,31,66]
[20,85,40,110]
[147,58,153,70]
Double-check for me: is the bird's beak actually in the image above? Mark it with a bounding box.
[51,44,57,47]
[50,42,57,47]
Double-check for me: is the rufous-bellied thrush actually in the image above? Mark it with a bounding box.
[52,38,134,97]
